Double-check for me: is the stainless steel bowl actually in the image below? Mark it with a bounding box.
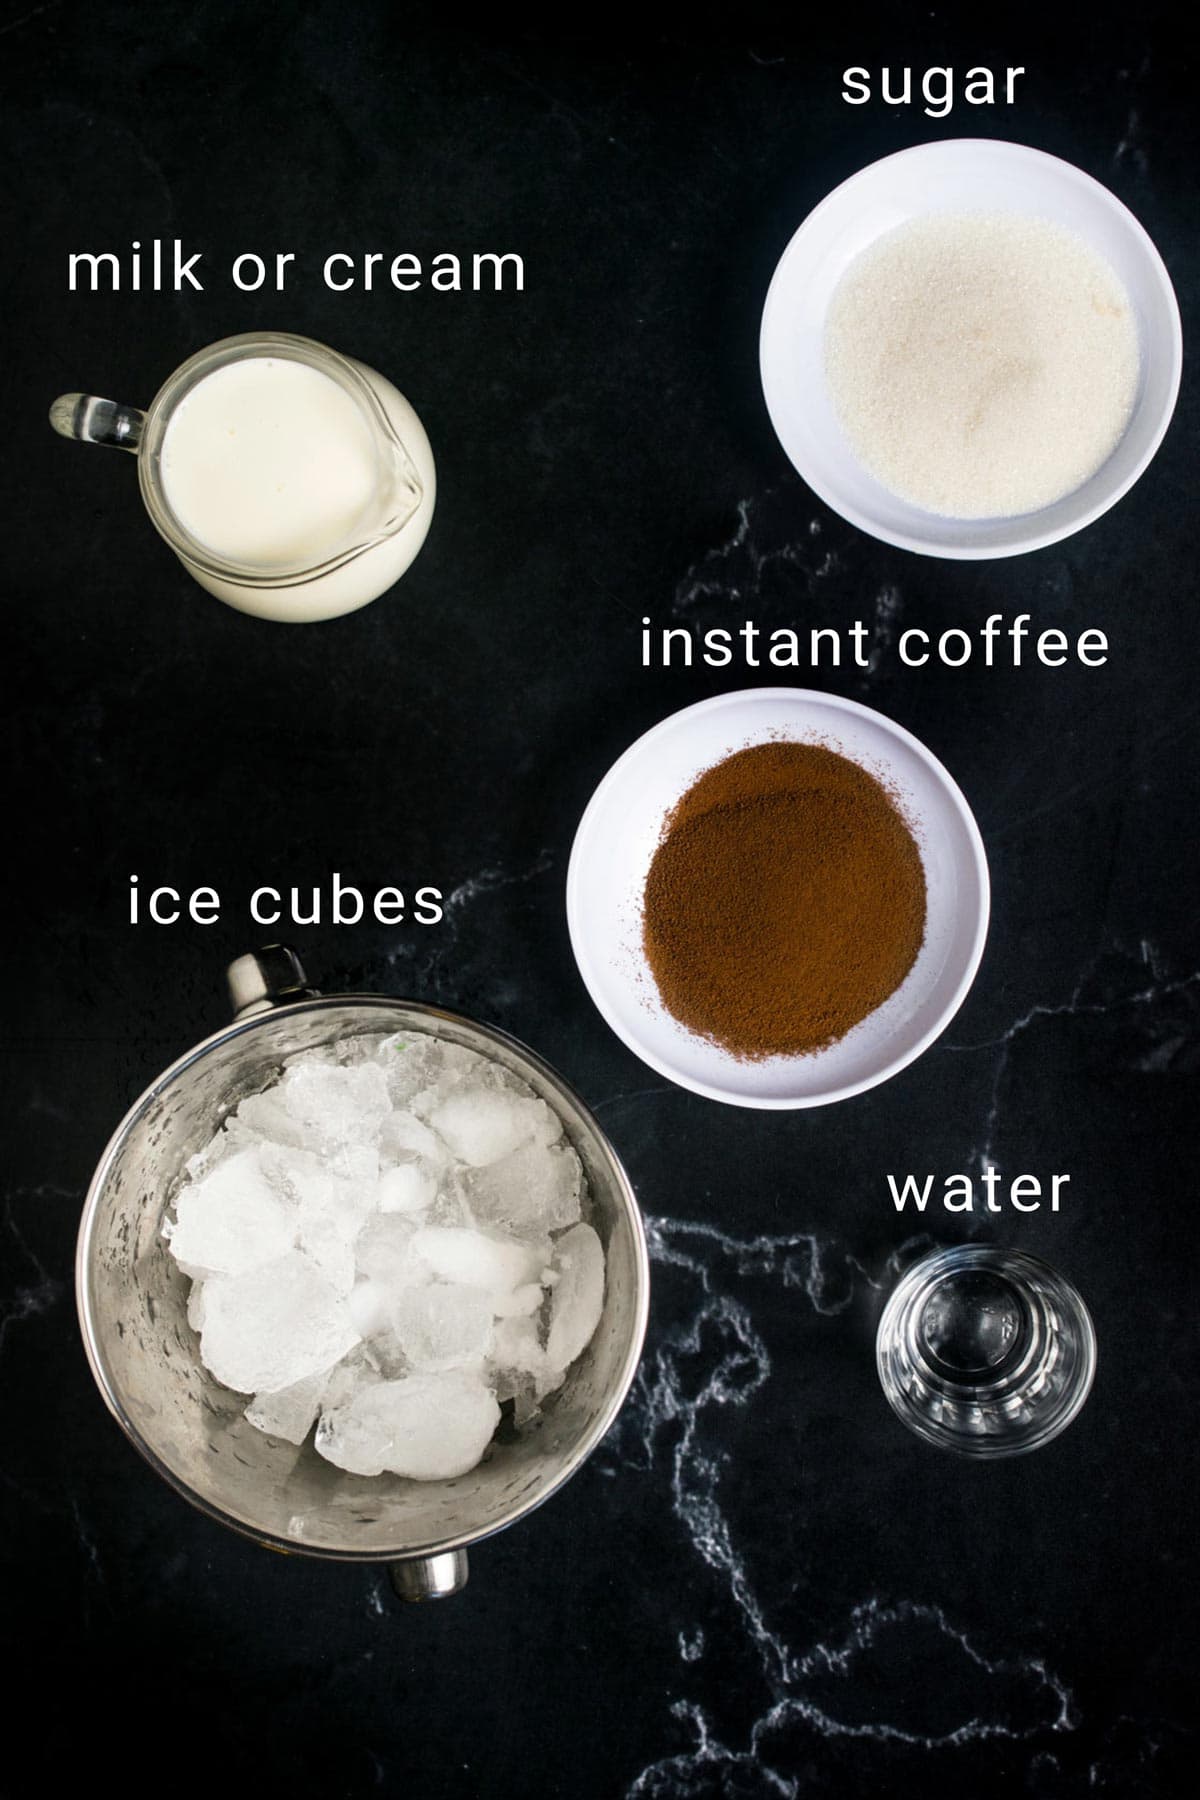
[77,949,650,1599]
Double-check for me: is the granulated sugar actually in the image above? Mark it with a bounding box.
[824,212,1139,518]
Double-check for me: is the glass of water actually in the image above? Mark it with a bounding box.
[876,1244,1097,1457]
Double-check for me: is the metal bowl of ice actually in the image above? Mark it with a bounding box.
[76,948,650,1598]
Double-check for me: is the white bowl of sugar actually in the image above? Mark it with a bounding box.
[760,139,1182,559]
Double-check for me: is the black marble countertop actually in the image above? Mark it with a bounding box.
[2,5,1197,1795]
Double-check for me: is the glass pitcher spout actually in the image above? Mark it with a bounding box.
[372,412,424,543]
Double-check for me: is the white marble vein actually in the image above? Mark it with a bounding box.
[1114,107,1149,173]
[860,583,903,679]
[0,3,62,42]
[439,849,555,923]
[672,496,837,618]
[614,1216,1076,1794]
[944,940,1200,1174]
[70,1495,104,1586]
[0,1191,67,1358]
[379,848,554,990]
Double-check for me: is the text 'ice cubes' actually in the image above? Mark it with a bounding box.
[164,1029,605,1482]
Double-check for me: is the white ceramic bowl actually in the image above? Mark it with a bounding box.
[760,139,1182,559]
[567,689,989,1109]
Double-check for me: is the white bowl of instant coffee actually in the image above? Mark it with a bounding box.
[567,689,989,1109]
[760,139,1181,559]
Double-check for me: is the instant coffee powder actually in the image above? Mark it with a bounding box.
[642,740,926,1059]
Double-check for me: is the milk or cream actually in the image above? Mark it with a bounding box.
[156,350,435,622]
[162,358,381,568]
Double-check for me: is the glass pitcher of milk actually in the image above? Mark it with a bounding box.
[50,333,436,622]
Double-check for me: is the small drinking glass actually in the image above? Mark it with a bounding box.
[876,1244,1096,1457]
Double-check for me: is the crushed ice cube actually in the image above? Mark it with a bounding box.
[314,1370,500,1479]
[184,1116,252,1181]
[390,1282,494,1370]
[422,1177,474,1230]
[375,1032,444,1103]
[378,1109,445,1165]
[376,1163,436,1215]
[334,1031,391,1065]
[283,1060,391,1145]
[261,1144,374,1295]
[378,1034,484,1109]
[491,1313,547,1379]
[545,1222,605,1374]
[355,1214,424,1291]
[245,1366,333,1444]
[321,1345,385,1411]
[200,1252,360,1394]
[493,1281,545,1319]
[168,1147,295,1277]
[293,1211,358,1295]
[233,1088,308,1149]
[490,1313,553,1418]
[362,1328,410,1380]
[186,1279,209,1332]
[346,1277,394,1340]
[323,1144,381,1189]
[429,1088,561,1167]
[464,1138,582,1235]
[411,1225,545,1298]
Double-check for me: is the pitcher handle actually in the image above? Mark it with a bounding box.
[49,393,146,453]
[226,946,318,1019]
[389,1549,470,1602]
